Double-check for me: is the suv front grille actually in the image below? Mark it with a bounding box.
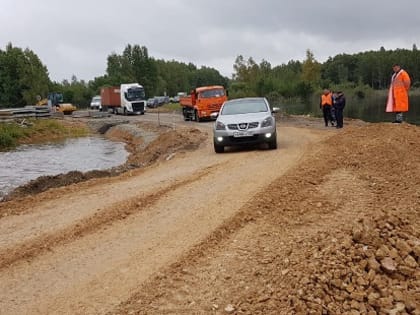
[227,122,259,130]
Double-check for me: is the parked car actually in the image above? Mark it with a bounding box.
[170,92,186,103]
[155,96,169,106]
[90,95,101,110]
[213,97,279,153]
[147,98,158,108]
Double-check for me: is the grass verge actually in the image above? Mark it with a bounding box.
[147,102,182,113]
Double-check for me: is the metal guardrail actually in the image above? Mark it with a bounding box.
[0,107,112,122]
[0,106,52,121]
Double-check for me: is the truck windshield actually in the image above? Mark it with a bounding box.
[126,88,145,101]
[200,89,225,98]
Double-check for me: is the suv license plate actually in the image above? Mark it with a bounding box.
[233,131,252,137]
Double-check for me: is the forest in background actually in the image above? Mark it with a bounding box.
[0,42,419,112]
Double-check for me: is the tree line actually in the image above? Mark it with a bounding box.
[230,46,419,105]
[0,43,228,108]
[0,42,419,109]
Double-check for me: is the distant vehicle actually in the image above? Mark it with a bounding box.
[155,96,169,106]
[180,86,227,121]
[100,83,146,115]
[147,98,158,108]
[47,92,77,115]
[213,97,279,153]
[90,95,101,110]
[171,92,186,103]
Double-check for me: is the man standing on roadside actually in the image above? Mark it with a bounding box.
[320,89,334,127]
[334,91,346,128]
[386,63,411,123]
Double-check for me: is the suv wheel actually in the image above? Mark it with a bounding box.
[214,143,224,153]
[268,136,277,150]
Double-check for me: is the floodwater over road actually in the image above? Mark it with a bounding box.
[0,137,128,199]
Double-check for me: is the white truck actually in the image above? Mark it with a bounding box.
[100,83,147,115]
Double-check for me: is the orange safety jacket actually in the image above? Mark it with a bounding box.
[320,93,333,106]
[386,69,411,112]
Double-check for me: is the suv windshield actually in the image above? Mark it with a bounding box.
[126,88,145,101]
[221,99,268,115]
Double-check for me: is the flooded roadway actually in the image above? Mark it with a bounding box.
[0,136,128,199]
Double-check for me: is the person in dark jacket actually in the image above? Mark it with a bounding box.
[333,91,346,128]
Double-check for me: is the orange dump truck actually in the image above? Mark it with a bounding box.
[179,85,227,121]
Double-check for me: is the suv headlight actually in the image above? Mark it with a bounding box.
[215,121,226,130]
[261,116,274,127]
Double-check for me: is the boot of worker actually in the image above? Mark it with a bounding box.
[393,112,403,123]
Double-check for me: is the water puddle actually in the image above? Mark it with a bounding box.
[0,137,128,198]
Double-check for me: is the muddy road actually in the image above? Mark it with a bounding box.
[0,114,419,314]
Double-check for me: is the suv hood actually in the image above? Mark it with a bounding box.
[217,111,271,124]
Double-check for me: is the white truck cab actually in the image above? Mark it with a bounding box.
[118,83,146,115]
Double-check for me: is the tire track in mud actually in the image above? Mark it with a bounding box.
[107,141,378,314]
[111,123,420,315]
[0,163,223,270]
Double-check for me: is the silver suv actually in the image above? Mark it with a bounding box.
[213,97,278,153]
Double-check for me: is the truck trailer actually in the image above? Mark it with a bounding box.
[179,85,227,121]
[100,83,146,115]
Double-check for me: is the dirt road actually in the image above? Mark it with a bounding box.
[0,115,326,314]
[0,115,419,315]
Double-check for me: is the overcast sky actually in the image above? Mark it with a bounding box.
[1,0,419,82]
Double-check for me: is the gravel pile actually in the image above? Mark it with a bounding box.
[288,210,419,314]
[281,124,420,314]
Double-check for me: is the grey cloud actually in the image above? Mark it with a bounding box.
[1,0,419,81]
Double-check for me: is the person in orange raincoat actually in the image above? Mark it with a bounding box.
[386,63,411,123]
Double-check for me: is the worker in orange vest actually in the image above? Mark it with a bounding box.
[386,63,411,123]
[320,89,334,127]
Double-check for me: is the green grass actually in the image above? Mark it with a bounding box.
[147,103,182,113]
[161,102,182,112]
[31,119,67,134]
[0,123,27,150]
